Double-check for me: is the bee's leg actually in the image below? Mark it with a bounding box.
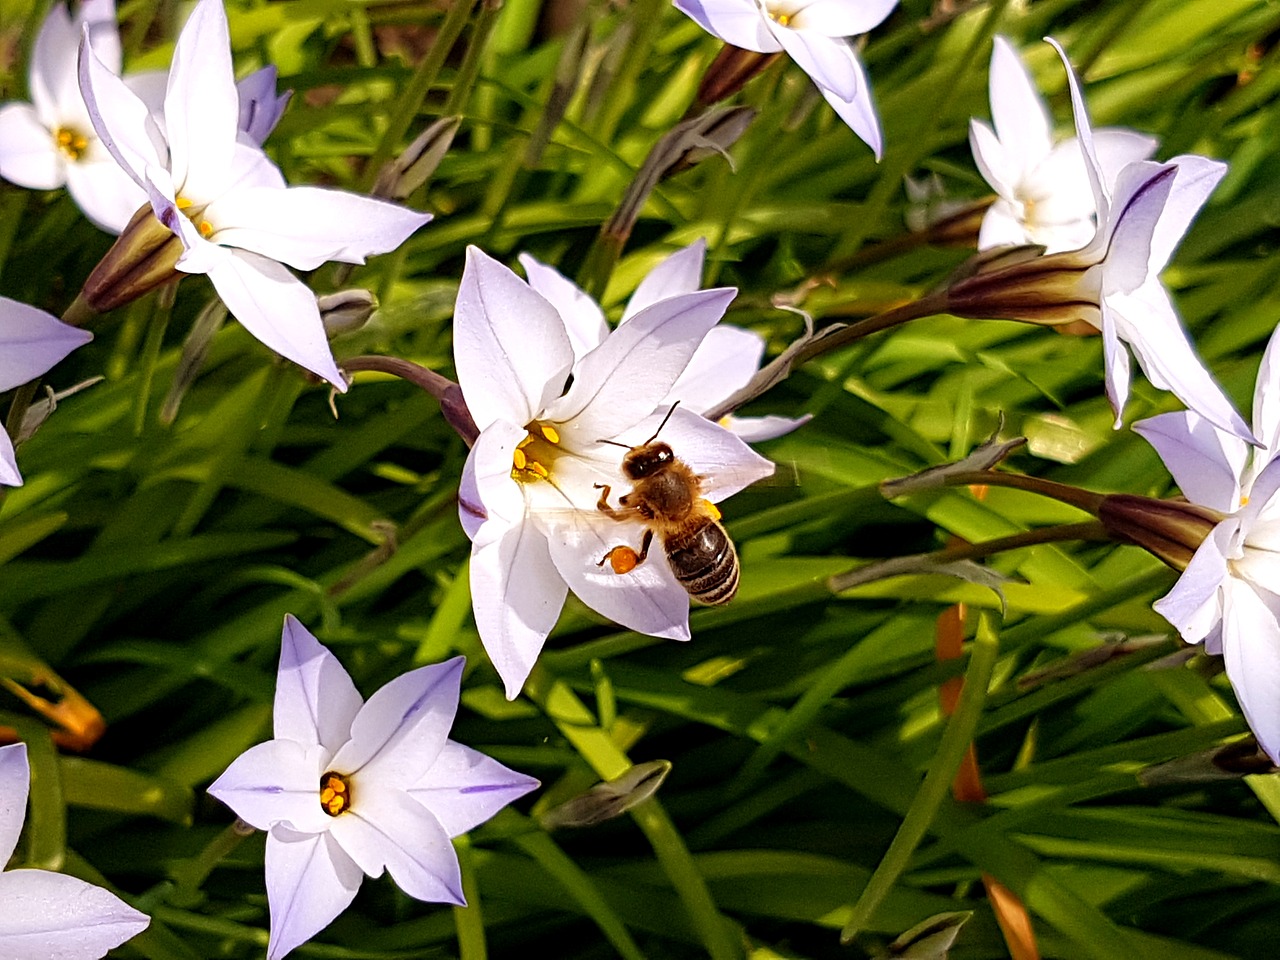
[594,483,628,521]
[598,530,654,575]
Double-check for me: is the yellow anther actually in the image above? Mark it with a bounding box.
[176,197,194,210]
[702,499,721,521]
[198,221,214,239]
[517,434,535,449]
[531,462,550,478]
[512,447,528,470]
[540,424,561,444]
[53,126,89,161]
[1242,495,1251,507]
[319,772,352,817]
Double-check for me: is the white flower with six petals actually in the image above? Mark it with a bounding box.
[673,0,897,157]
[1137,323,1280,762]
[969,35,1157,254]
[455,246,774,699]
[76,0,431,388]
[209,616,538,960]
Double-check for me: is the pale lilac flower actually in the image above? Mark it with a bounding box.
[673,0,897,157]
[0,298,93,486]
[520,239,809,442]
[77,0,431,388]
[1136,324,1280,761]
[969,35,1156,253]
[455,246,774,698]
[0,742,150,958]
[948,40,1250,442]
[208,616,537,960]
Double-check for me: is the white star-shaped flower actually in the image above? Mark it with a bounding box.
[455,246,775,698]
[673,0,897,157]
[76,0,431,387]
[209,616,538,960]
[969,35,1157,253]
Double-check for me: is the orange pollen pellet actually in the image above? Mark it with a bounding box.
[319,772,352,816]
[607,546,639,574]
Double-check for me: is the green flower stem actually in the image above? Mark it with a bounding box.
[133,280,178,436]
[167,821,251,907]
[445,0,503,116]
[838,612,1000,944]
[526,671,742,960]
[940,470,1108,516]
[452,836,488,960]
[361,0,480,192]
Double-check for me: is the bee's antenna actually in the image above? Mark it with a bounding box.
[596,438,632,450]
[643,402,680,446]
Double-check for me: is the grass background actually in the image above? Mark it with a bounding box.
[2,0,1280,957]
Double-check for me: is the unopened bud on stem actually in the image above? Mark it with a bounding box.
[319,289,378,338]
[1098,494,1223,571]
[81,204,184,314]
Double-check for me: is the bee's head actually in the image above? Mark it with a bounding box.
[623,442,674,479]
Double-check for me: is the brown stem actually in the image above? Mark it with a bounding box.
[942,470,1108,515]
[702,290,949,422]
[341,355,478,446]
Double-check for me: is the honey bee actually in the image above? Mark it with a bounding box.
[594,409,740,605]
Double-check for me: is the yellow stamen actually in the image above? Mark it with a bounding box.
[540,424,560,444]
[198,221,214,239]
[53,127,89,161]
[512,447,528,470]
[319,772,352,816]
[1242,495,1251,507]
[531,461,549,478]
[775,12,791,25]
[176,197,194,210]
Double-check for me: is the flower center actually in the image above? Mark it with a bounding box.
[176,196,215,239]
[762,0,796,26]
[53,126,90,162]
[319,771,353,816]
[511,421,563,483]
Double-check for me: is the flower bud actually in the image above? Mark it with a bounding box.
[80,204,184,314]
[944,245,1103,328]
[319,289,378,338]
[696,45,782,107]
[538,759,671,830]
[371,116,460,202]
[1098,493,1224,571]
[659,105,755,181]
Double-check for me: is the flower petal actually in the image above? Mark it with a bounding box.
[968,119,1017,203]
[264,829,361,960]
[1099,304,1132,427]
[0,742,29,864]
[470,517,568,699]
[622,239,707,321]
[408,741,539,837]
[616,406,775,500]
[164,0,239,199]
[0,869,149,960]
[1091,128,1158,189]
[987,36,1053,181]
[724,412,811,442]
[330,658,464,787]
[454,247,574,432]
[977,200,1037,251]
[1254,324,1280,461]
[328,788,464,904]
[0,103,63,190]
[270,615,362,752]
[770,24,858,102]
[1221,577,1280,763]
[518,254,609,360]
[462,420,529,535]
[544,509,693,641]
[206,186,431,269]
[672,0,780,53]
[545,288,736,446]
[203,249,346,390]
[1154,520,1232,643]
[818,53,883,157]
[237,66,291,144]
[0,298,93,393]
[1046,38,1107,221]
[1107,283,1252,443]
[77,33,161,190]
[207,739,332,836]
[63,158,148,234]
[665,324,764,413]
[1132,412,1246,513]
[1145,154,1226,276]
[0,430,19,488]
[789,0,897,36]
[1100,161,1174,292]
